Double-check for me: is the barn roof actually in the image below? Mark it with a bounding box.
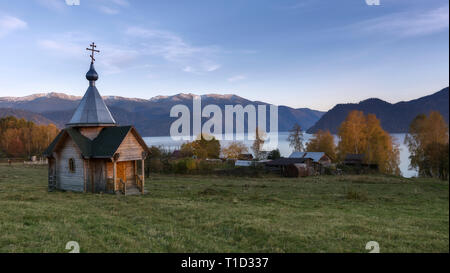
[44,126,148,158]
[265,157,309,167]
[66,63,116,127]
[289,152,329,162]
[344,154,364,161]
[344,154,365,164]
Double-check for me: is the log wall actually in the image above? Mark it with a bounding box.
[55,136,85,192]
[116,132,144,162]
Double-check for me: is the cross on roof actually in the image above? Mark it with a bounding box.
[86,42,100,63]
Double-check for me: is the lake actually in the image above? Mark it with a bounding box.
[143,132,417,178]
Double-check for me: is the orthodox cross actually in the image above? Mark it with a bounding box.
[86,42,100,63]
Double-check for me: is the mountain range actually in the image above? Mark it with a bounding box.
[1,87,448,136]
[0,93,324,136]
[307,87,449,134]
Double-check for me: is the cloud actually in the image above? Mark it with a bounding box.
[36,0,67,11]
[228,75,246,82]
[352,5,449,37]
[38,39,80,56]
[100,46,139,74]
[205,64,221,72]
[96,0,130,14]
[37,24,224,76]
[37,33,139,74]
[99,6,120,15]
[0,15,27,38]
[125,26,221,73]
[110,0,129,7]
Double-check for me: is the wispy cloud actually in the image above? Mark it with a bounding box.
[37,32,139,74]
[0,15,27,38]
[281,0,316,10]
[110,0,129,7]
[352,5,449,37]
[228,75,246,82]
[38,39,80,56]
[125,26,221,73]
[36,0,68,11]
[37,24,223,75]
[96,0,130,14]
[99,6,120,15]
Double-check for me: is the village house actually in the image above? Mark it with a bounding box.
[44,44,149,195]
[289,152,332,174]
[289,152,332,166]
[343,153,379,172]
[265,157,315,177]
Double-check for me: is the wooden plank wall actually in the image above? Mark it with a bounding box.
[55,136,85,192]
[90,159,107,193]
[79,127,104,140]
[116,132,144,162]
[106,161,135,188]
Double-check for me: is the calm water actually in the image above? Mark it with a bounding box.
[143,132,417,178]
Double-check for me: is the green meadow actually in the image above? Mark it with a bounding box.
[0,163,448,253]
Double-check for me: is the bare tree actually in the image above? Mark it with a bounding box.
[288,123,304,152]
[252,127,266,160]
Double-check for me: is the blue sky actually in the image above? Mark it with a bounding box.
[0,0,448,111]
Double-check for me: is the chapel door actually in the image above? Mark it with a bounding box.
[94,161,106,193]
[117,162,127,183]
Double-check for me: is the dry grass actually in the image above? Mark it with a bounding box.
[0,163,448,253]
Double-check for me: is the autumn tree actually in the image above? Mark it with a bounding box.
[180,133,221,159]
[337,110,367,160]
[405,111,449,179]
[222,141,248,159]
[0,116,60,159]
[306,130,336,161]
[288,123,304,152]
[337,110,400,175]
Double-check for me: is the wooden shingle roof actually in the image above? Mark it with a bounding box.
[66,63,116,127]
[44,126,148,158]
[265,157,309,167]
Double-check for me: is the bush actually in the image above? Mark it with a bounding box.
[185,158,197,173]
[197,160,214,174]
[148,158,164,173]
[268,149,281,160]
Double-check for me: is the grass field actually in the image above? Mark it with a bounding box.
[0,163,448,253]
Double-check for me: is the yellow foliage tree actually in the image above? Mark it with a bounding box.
[405,111,449,178]
[222,141,248,159]
[337,110,400,175]
[306,130,336,161]
[337,110,367,160]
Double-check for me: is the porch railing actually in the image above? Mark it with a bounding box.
[136,175,144,194]
[118,178,126,195]
[106,178,115,193]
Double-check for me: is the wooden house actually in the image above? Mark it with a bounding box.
[44,51,149,195]
[343,154,378,172]
[265,157,314,177]
[289,152,332,166]
[289,152,333,174]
